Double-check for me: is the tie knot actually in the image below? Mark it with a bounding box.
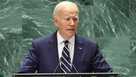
[64,40,69,45]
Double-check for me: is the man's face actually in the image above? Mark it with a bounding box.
[54,5,79,39]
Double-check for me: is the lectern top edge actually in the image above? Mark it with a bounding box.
[13,72,120,76]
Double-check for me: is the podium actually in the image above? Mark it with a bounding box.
[13,73,119,77]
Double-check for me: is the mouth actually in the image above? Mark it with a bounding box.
[66,29,75,31]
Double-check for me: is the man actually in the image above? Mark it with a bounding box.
[19,1,112,73]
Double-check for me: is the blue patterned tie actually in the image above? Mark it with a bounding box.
[60,40,72,73]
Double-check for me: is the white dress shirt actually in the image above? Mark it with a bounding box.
[57,32,75,63]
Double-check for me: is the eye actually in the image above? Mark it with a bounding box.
[63,16,79,21]
[65,17,70,21]
[72,17,78,21]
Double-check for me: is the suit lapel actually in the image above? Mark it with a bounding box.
[47,32,59,72]
[73,35,84,72]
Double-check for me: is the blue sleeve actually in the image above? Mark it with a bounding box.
[19,41,39,73]
[91,45,113,72]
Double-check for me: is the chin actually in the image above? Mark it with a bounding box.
[67,33,75,37]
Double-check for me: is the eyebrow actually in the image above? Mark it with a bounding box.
[64,15,78,18]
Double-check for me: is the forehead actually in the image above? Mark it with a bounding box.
[59,5,79,17]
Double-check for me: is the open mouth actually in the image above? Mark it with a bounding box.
[66,29,75,31]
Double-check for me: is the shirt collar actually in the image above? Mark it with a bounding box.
[57,32,64,44]
[57,31,75,45]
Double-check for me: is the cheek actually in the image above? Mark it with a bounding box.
[58,24,66,30]
[60,23,69,28]
[55,21,64,29]
[58,20,66,26]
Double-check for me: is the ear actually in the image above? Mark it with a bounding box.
[53,16,59,28]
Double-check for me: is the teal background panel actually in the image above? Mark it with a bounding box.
[0,0,136,77]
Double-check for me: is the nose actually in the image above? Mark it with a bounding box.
[69,18,75,26]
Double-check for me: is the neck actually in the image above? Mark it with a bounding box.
[58,31,74,40]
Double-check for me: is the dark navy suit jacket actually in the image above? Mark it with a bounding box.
[19,32,112,73]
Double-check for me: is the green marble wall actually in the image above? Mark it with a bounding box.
[0,0,136,77]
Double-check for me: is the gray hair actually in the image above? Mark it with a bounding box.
[53,1,78,16]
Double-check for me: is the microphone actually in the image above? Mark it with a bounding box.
[71,63,79,73]
[53,59,62,73]
[53,57,80,73]
[53,62,60,73]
